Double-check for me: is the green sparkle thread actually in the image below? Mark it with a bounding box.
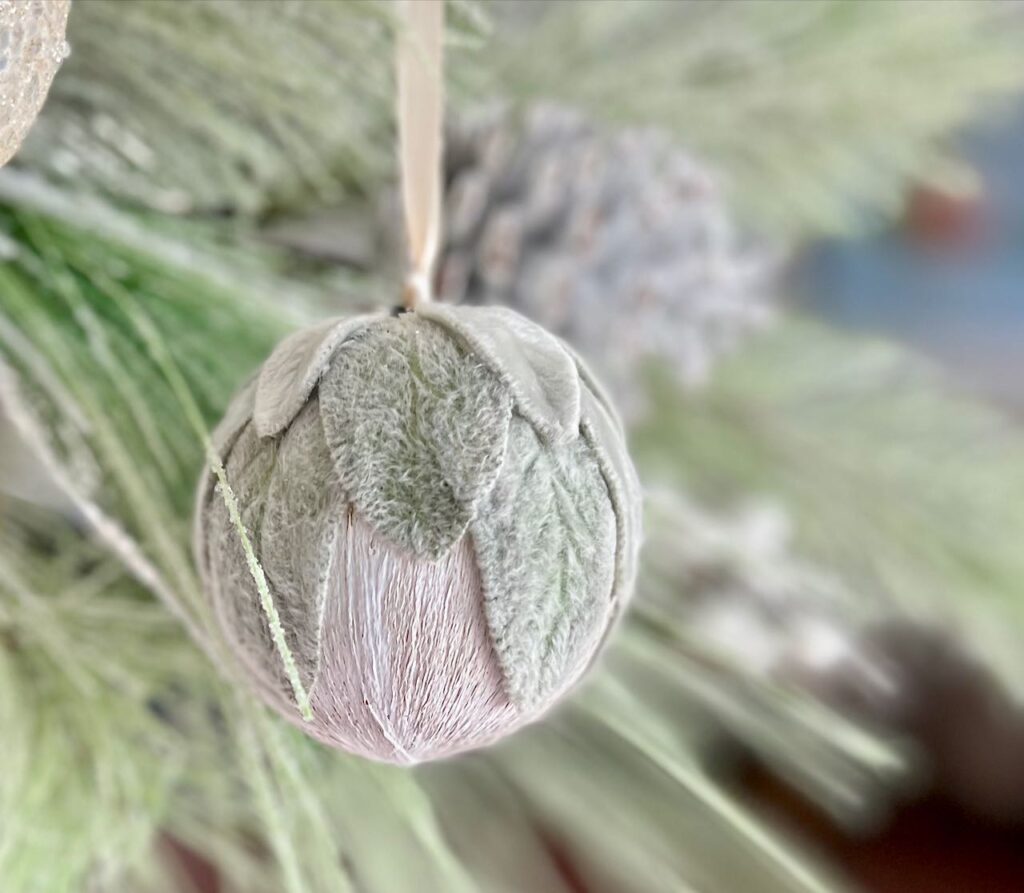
[95,271,314,722]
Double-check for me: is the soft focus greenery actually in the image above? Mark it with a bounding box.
[485,0,1024,236]
[17,0,1024,237]
[638,322,1024,695]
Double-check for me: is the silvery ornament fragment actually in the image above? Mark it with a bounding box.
[0,0,70,166]
[195,305,641,763]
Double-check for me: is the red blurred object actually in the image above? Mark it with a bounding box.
[743,766,1024,893]
[160,835,221,893]
[541,831,599,893]
[902,182,986,250]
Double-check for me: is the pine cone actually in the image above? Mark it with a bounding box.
[265,104,776,418]
[438,104,776,417]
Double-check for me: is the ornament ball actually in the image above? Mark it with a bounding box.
[195,304,641,763]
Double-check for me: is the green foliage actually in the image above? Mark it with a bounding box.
[487,0,1024,237]
[6,165,1024,893]
[635,320,1024,696]
[22,0,398,215]
[20,0,487,218]
[15,0,1023,239]
[9,175,1024,893]
[0,515,188,893]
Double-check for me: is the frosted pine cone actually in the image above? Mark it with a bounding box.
[439,104,775,416]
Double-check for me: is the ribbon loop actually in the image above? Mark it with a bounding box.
[397,0,445,309]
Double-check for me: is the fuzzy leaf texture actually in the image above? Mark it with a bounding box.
[196,305,638,746]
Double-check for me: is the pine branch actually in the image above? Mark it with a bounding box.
[0,510,197,893]
[19,0,401,215]
[484,0,1024,238]
[634,319,1024,703]
[15,0,1024,242]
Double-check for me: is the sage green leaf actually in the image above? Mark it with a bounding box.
[420,303,581,443]
[319,315,512,560]
[470,415,616,709]
[258,397,346,693]
[579,384,643,616]
[254,315,378,439]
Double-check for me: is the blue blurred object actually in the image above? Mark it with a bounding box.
[798,100,1024,412]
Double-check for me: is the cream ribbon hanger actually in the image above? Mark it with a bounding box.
[397,0,445,310]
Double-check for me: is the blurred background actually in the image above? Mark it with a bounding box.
[2,1,1024,891]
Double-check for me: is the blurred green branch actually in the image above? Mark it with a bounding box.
[485,0,1024,237]
[20,0,1022,240]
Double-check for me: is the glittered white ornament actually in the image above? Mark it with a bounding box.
[194,305,641,763]
[0,0,70,167]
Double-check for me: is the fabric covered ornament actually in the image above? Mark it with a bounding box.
[0,0,70,167]
[194,304,641,763]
